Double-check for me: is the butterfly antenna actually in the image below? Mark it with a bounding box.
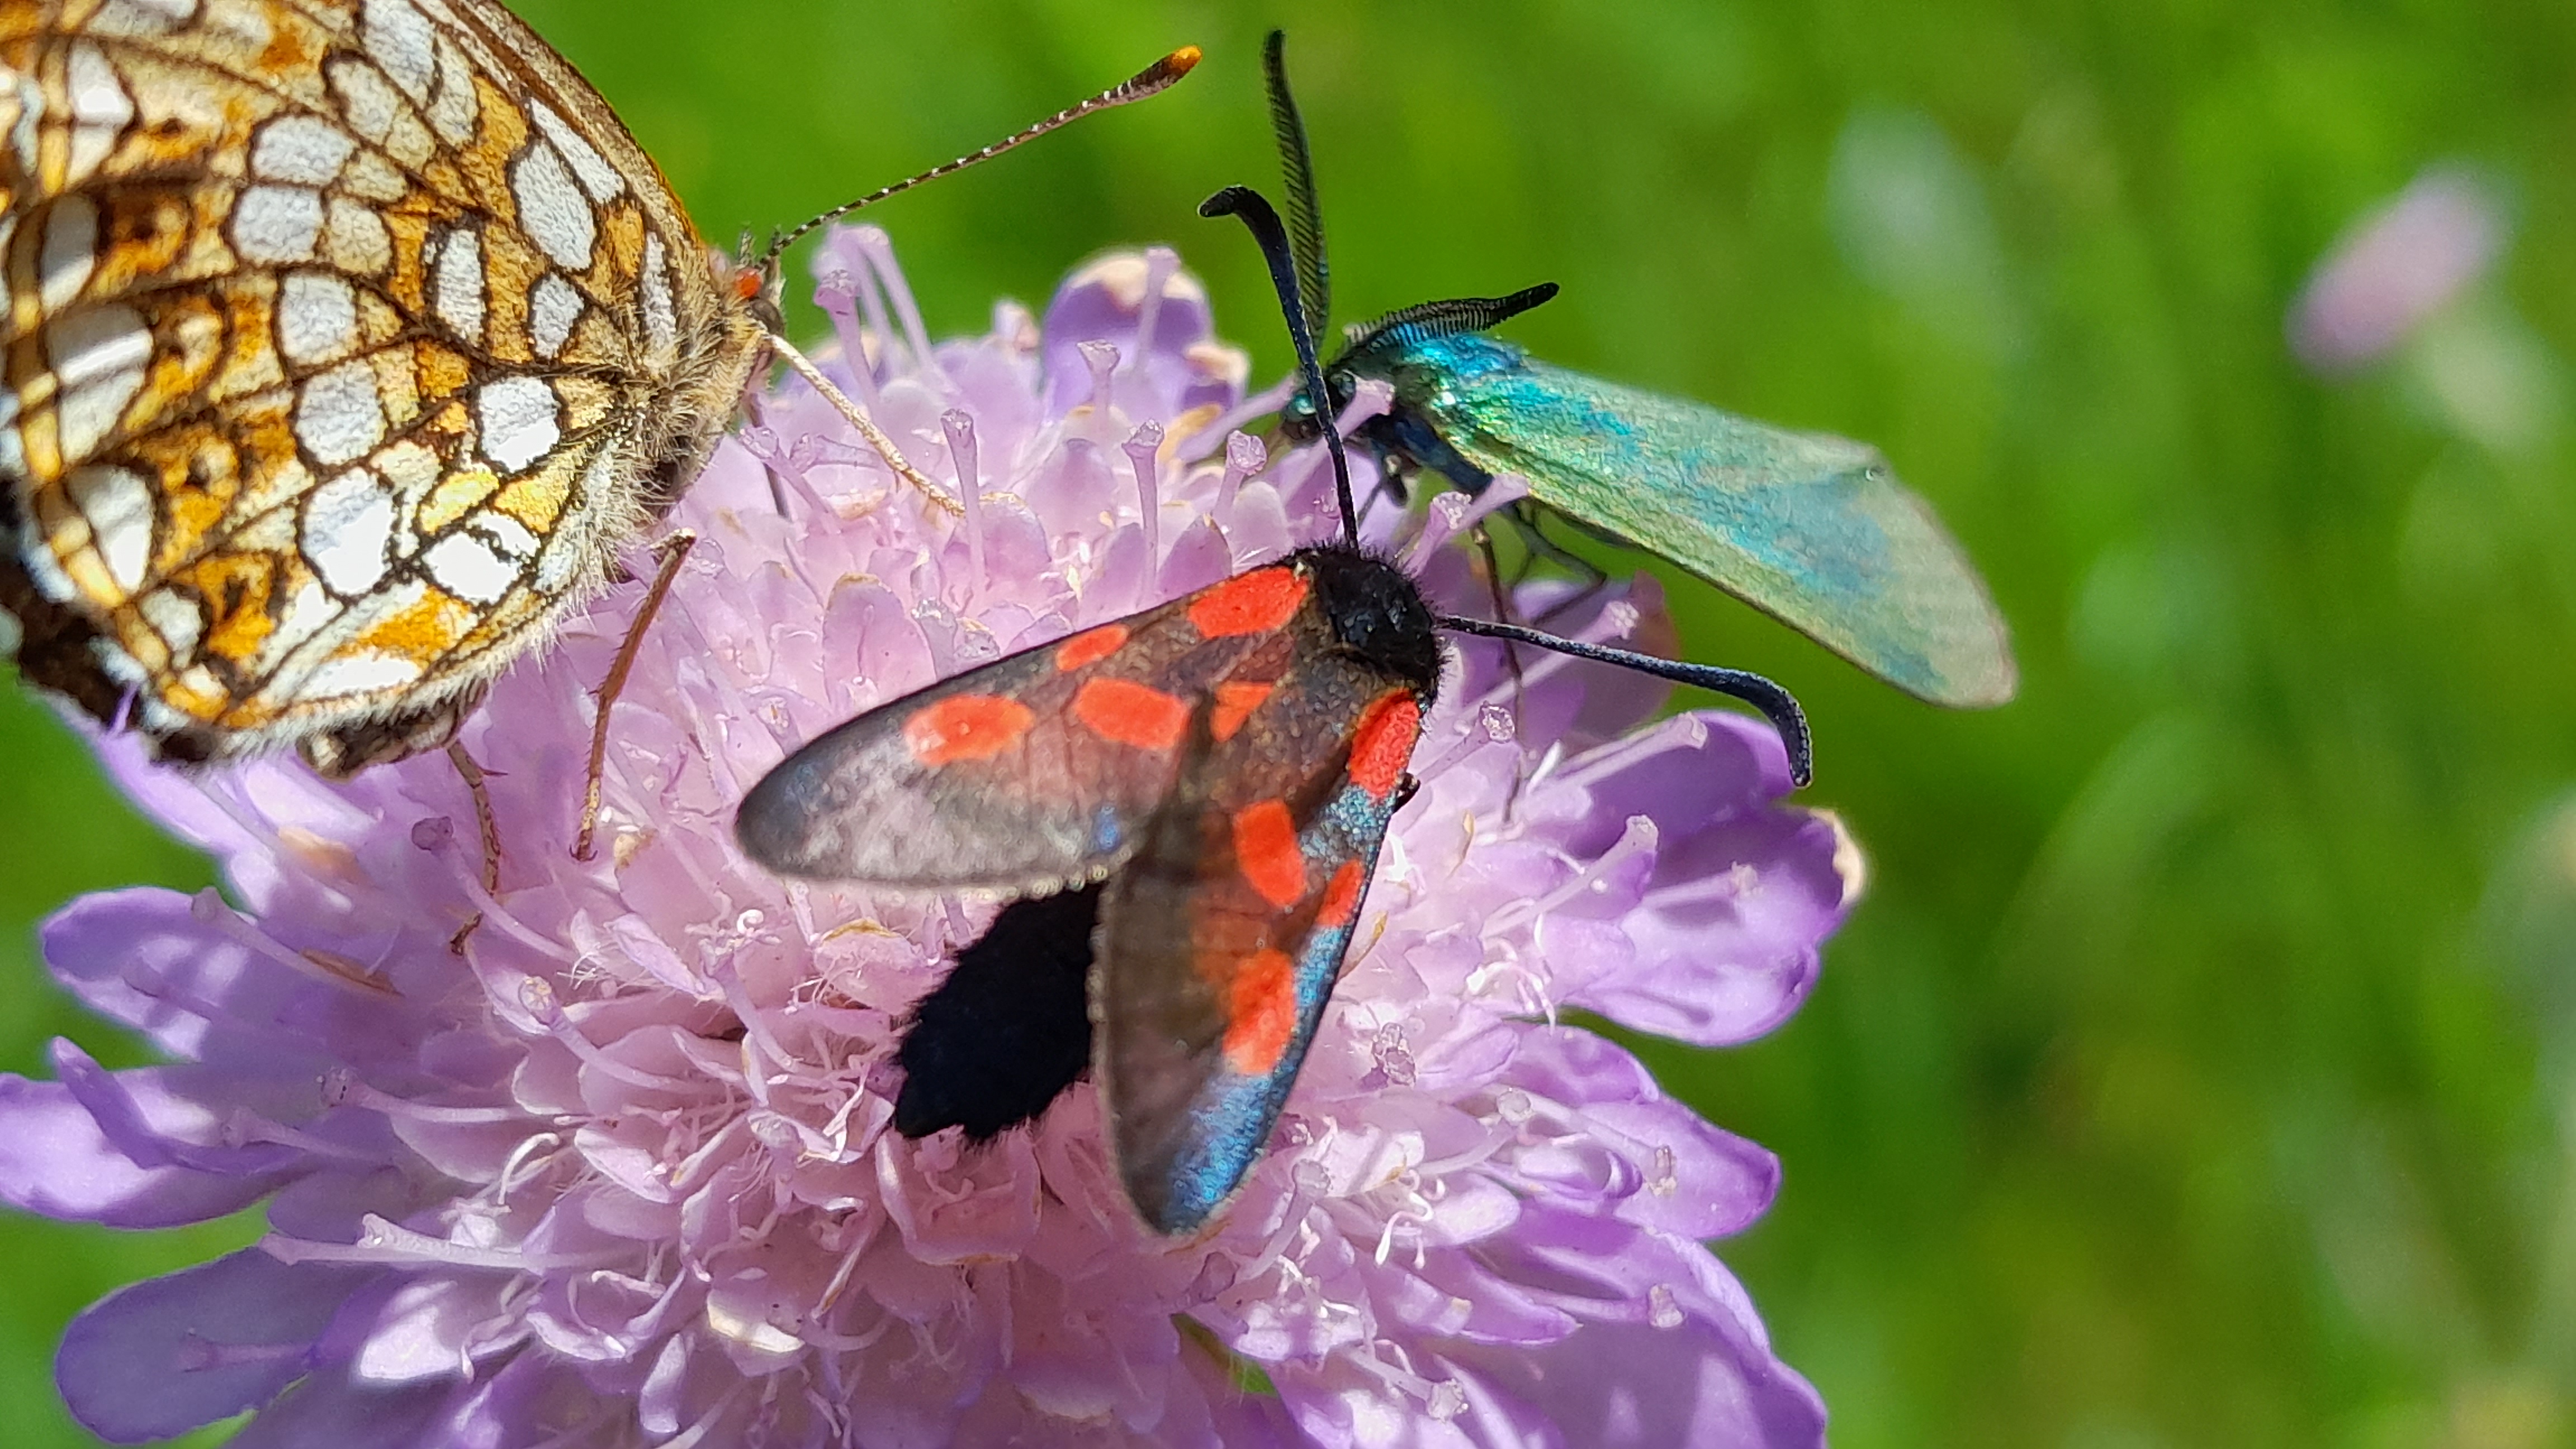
[1436,613,1815,786]
[761,45,1201,270]
[1261,31,1331,342]
[1200,184,1361,543]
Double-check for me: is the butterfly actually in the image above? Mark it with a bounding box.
[735,182,1813,1235]
[1254,31,2017,709]
[0,0,1191,775]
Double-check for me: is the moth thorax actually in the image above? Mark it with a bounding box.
[1301,547,1441,698]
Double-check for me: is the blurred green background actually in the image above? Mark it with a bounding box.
[6,0,2574,1443]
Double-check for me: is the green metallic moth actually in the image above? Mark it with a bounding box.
[1259,32,2017,709]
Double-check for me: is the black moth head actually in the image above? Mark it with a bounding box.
[1305,546,1443,698]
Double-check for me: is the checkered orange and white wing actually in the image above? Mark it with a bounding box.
[0,0,770,773]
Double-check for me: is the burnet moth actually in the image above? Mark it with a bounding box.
[1255,31,2015,708]
[732,188,1812,1237]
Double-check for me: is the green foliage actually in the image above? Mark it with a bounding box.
[6,0,2573,1442]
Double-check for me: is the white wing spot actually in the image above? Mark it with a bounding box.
[641,234,677,356]
[302,467,396,595]
[475,510,539,561]
[476,377,560,473]
[425,37,480,145]
[233,186,322,264]
[138,588,202,659]
[528,272,582,359]
[431,228,485,343]
[269,572,333,655]
[527,102,625,203]
[509,140,594,271]
[277,271,358,365]
[303,651,424,700]
[47,303,151,460]
[296,360,387,466]
[65,42,135,185]
[7,69,43,176]
[91,0,198,30]
[423,531,515,605]
[327,58,399,145]
[250,113,354,186]
[67,463,154,593]
[359,0,437,100]
[39,195,98,312]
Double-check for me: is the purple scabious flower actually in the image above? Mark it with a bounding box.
[8,230,1856,1447]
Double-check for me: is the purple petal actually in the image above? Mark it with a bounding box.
[222,1375,457,1449]
[0,1072,291,1227]
[57,1249,377,1442]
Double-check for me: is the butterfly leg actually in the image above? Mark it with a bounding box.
[1356,440,1410,527]
[446,739,500,954]
[738,391,799,519]
[576,532,697,861]
[1508,503,1611,623]
[1473,524,1536,818]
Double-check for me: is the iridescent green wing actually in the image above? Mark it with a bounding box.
[1390,336,2017,707]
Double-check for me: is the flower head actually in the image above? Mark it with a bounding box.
[9,229,1854,1446]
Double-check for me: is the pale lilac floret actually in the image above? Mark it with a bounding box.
[2290,166,2505,371]
[7,230,1855,1447]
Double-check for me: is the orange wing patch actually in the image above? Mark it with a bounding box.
[1073,678,1191,752]
[1347,692,1422,799]
[1221,948,1299,1076]
[1055,623,1130,671]
[1314,860,1366,930]
[904,695,1036,765]
[1187,566,1306,639]
[1230,798,1306,908]
[1210,680,1273,742]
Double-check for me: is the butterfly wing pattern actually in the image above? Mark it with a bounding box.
[0,0,768,771]
[738,544,1442,1234]
[1389,334,2018,708]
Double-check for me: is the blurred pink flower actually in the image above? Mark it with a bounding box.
[7,230,1853,1446]
[2291,167,2504,371]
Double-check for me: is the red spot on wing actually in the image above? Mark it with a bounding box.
[1232,799,1305,908]
[903,694,1034,765]
[1188,567,1308,638]
[1054,623,1130,671]
[1222,948,1298,1076]
[1314,860,1366,930]
[1073,678,1190,752]
[1210,681,1275,742]
[1347,692,1423,799]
